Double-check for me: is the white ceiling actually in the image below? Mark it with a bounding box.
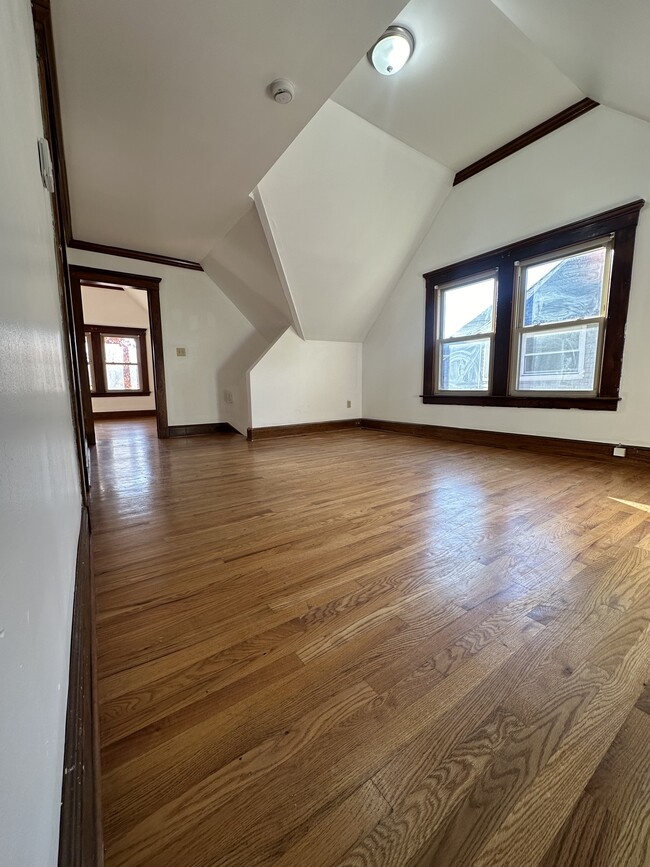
[52,0,650,345]
[489,0,650,125]
[333,0,584,170]
[51,0,407,261]
[256,101,451,341]
[202,202,291,341]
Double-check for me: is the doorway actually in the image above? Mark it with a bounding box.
[68,266,169,446]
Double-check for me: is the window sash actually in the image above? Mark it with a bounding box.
[509,238,613,397]
[100,333,143,392]
[435,270,498,394]
[84,325,149,397]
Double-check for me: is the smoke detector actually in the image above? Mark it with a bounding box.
[269,78,295,104]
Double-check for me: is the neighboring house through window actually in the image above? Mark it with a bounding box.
[423,200,643,410]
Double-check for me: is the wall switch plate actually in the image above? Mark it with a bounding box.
[346,400,352,408]
[176,347,186,357]
[224,389,234,404]
[613,445,626,458]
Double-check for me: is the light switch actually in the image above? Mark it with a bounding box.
[176,347,187,357]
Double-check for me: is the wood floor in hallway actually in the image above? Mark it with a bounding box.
[91,419,650,866]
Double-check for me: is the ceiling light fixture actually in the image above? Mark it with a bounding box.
[368,25,414,76]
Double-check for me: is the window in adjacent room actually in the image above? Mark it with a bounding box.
[422,200,643,411]
[84,325,150,397]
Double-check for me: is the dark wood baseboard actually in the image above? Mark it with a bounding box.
[247,419,362,441]
[58,507,103,867]
[168,422,238,438]
[360,418,650,465]
[93,410,156,420]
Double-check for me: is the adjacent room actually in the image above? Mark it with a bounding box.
[2,0,650,865]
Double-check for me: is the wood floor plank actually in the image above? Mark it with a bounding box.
[471,625,650,867]
[90,420,650,867]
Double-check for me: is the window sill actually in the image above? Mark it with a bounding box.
[421,395,620,411]
[91,391,152,398]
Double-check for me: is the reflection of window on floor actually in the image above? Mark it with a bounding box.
[84,325,150,397]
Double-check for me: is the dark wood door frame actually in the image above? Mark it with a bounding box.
[32,0,90,494]
[69,266,170,439]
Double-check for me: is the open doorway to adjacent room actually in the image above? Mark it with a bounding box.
[68,266,169,448]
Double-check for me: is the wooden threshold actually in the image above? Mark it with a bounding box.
[94,410,157,420]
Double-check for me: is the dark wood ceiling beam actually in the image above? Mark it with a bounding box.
[453,97,599,186]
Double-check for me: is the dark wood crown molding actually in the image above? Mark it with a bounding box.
[453,97,599,186]
[68,239,203,272]
[32,2,203,273]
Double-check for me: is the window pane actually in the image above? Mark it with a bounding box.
[516,324,600,392]
[522,246,607,327]
[103,335,138,363]
[441,277,495,338]
[106,364,140,391]
[440,339,490,391]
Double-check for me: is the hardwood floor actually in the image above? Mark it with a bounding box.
[91,419,650,866]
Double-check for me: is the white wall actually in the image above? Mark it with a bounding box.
[67,249,268,434]
[249,327,361,428]
[256,100,452,342]
[81,284,155,413]
[364,106,650,448]
[0,2,82,864]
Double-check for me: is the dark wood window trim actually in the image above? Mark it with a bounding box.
[85,325,151,398]
[423,200,644,411]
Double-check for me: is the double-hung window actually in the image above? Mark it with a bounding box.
[436,273,497,393]
[84,325,150,398]
[423,201,643,410]
[511,239,613,396]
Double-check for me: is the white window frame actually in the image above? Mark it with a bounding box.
[434,269,498,395]
[509,237,614,398]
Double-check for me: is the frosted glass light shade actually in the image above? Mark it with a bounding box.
[368,26,414,76]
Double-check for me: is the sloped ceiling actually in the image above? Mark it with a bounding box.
[202,203,291,342]
[489,0,650,125]
[52,0,649,347]
[333,0,583,170]
[256,101,452,341]
[51,0,407,261]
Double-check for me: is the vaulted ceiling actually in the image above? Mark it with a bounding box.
[52,0,406,261]
[52,0,650,344]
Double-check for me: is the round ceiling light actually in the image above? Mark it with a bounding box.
[368,26,414,76]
